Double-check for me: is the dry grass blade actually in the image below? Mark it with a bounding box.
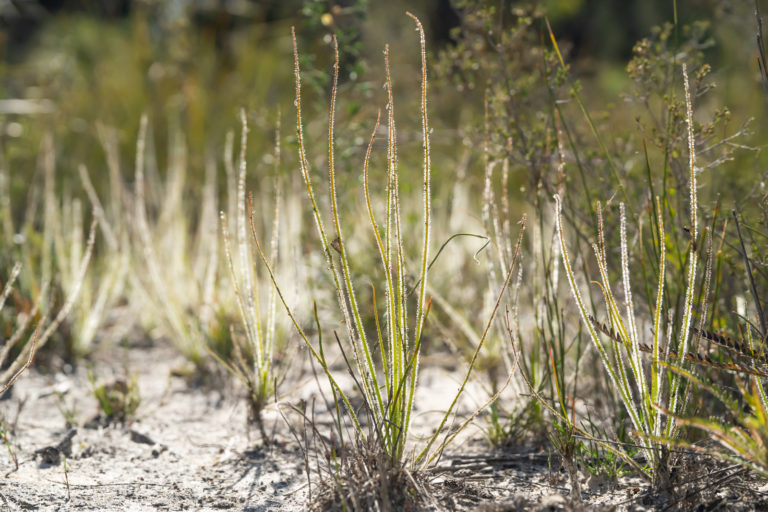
[0,316,41,396]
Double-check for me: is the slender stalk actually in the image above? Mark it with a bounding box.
[403,13,431,456]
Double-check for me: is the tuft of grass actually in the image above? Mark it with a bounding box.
[218,109,287,442]
[35,130,130,359]
[0,131,100,364]
[0,224,97,385]
[0,163,97,468]
[130,116,210,369]
[128,115,239,376]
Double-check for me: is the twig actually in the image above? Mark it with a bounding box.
[733,210,766,336]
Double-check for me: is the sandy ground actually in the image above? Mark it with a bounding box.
[0,343,308,511]
[1,342,767,511]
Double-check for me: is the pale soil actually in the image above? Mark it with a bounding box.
[0,341,766,511]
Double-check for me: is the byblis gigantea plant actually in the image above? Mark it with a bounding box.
[554,64,706,485]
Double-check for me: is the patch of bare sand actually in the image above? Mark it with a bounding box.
[1,342,767,511]
[0,344,306,511]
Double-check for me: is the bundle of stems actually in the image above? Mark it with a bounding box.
[252,15,525,468]
[219,109,283,440]
[554,64,706,482]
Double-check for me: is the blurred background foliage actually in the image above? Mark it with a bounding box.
[1,0,767,346]
[1,0,762,203]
